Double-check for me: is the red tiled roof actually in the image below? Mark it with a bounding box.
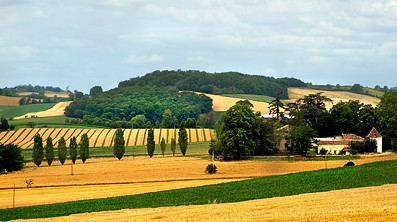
[342,134,364,141]
[367,127,382,138]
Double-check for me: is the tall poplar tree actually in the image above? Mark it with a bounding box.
[171,138,176,156]
[45,137,54,166]
[113,129,125,160]
[69,136,78,164]
[147,128,155,158]
[32,133,43,167]
[160,137,166,157]
[178,124,188,156]
[79,133,89,163]
[58,136,67,165]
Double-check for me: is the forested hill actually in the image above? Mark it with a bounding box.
[118,70,307,99]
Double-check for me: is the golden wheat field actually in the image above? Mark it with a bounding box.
[0,95,20,106]
[13,101,72,119]
[287,88,380,109]
[0,128,215,149]
[204,93,271,113]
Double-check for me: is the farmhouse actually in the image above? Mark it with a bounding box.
[316,127,382,155]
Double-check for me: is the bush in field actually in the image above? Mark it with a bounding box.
[113,128,125,160]
[32,133,43,167]
[160,137,166,157]
[350,148,358,155]
[205,163,217,174]
[79,133,89,163]
[45,137,54,166]
[147,128,155,158]
[338,149,346,155]
[0,143,24,172]
[344,161,355,167]
[178,125,188,156]
[319,148,328,155]
[170,138,176,156]
[69,137,78,164]
[58,137,67,165]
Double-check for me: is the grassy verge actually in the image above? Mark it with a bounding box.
[9,116,98,129]
[20,142,211,161]
[0,103,56,119]
[1,160,396,220]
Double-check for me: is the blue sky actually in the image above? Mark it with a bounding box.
[0,0,396,92]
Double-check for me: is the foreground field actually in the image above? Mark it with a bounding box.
[18,184,397,222]
[1,154,396,209]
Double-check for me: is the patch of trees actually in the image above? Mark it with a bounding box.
[0,143,24,172]
[0,118,15,131]
[65,86,213,128]
[118,70,307,99]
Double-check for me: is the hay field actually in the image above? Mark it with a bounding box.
[288,88,380,109]
[14,101,72,119]
[0,95,20,106]
[29,184,397,222]
[1,154,396,209]
[204,93,270,113]
[0,128,215,149]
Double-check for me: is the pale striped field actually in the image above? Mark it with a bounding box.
[0,128,216,149]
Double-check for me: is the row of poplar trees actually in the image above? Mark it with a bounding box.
[146,126,188,158]
[32,133,89,167]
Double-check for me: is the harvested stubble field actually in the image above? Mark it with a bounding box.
[13,101,72,120]
[0,128,215,149]
[1,154,396,210]
[0,95,20,106]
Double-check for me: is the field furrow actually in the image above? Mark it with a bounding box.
[11,128,33,146]
[0,130,10,141]
[86,129,98,143]
[89,128,104,147]
[7,128,28,144]
[64,128,79,146]
[0,129,18,144]
[102,129,116,147]
[189,129,197,143]
[23,128,49,148]
[160,128,168,144]
[47,128,62,144]
[52,128,70,147]
[96,129,111,147]
[135,129,146,146]
[122,129,132,146]
[197,128,205,142]
[154,129,161,144]
[19,128,41,148]
[126,129,138,146]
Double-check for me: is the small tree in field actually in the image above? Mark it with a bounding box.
[79,133,89,163]
[160,137,166,157]
[171,138,176,156]
[45,137,54,166]
[178,125,188,156]
[69,137,78,164]
[58,136,67,165]
[113,128,125,160]
[32,133,43,167]
[147,128,155,158]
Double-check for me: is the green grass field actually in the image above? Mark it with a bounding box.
[0,103,56,119]
[1,160,396,220]
[222,94,275,103]
[8,116,96,129]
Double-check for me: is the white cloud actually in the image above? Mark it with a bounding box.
[124,54,164,64]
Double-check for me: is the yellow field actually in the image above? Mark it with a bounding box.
[14,101,72,119]
[1,154,396,221]
[0,95,20,106]
[0,128,215,149]
[17,91,70,98]
[204,93,271,113]
[288,88,380,109]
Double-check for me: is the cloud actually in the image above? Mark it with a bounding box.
[124,54,164,64]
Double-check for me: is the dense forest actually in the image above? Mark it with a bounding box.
[65,86,213,128]
[118,70,307,99]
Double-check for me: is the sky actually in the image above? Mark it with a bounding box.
[0,0,396,93]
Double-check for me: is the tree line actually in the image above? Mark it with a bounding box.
[118,70,307,99]
[65,86,213,128]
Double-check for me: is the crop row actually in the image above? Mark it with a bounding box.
[0,128,216,149]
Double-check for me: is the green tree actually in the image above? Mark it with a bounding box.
[58,136,67,165]
[377,91,397,150]
[161,109,176,128]
[89,86,103,98]
[160,137,166,157]
[147,128,155,157]
[178,125,188,156]
[255,119,276,155]
[268,94,285,120]
[45,137,54,166]
[32,133,44,167]
[69,137,78,164]
[216,100,260,160]
[0,118,10,131]
[113,128,125,160]
[170,138,176,156]
[79,133,90,163]
[131,115,147,128]
[0,143,24,172]
[290,125,317,156]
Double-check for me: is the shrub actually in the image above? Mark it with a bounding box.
[160,138,166,157]
[205,163,217,174]
[349,149,358,155]
[319,148,328,155]
[338,149,346,155]
[0,143,24,172]
[170,138,176,156]
[113,129,125,160]
[344,161,355,167]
